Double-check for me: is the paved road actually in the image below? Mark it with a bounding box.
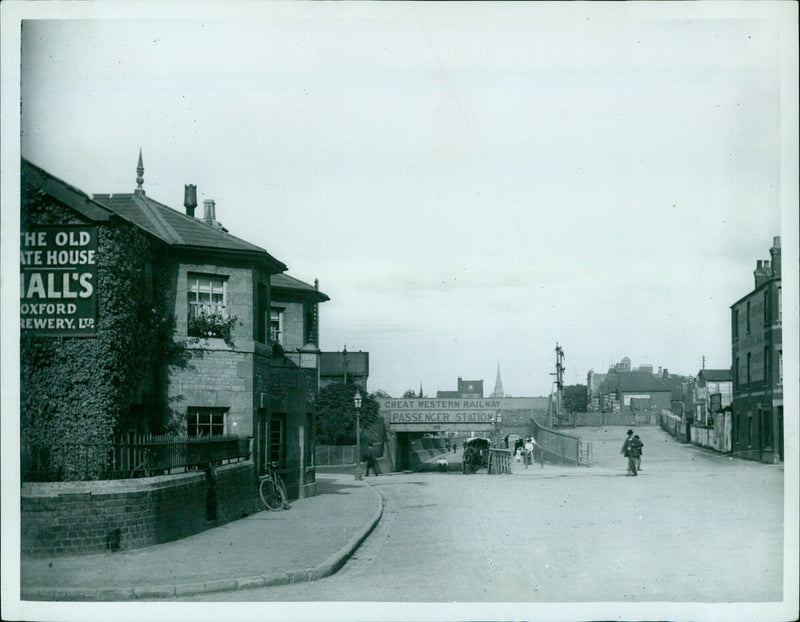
[179,426,784,602]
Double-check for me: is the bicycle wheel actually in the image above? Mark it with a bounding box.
[277,477,291,509]
[259,478,283,511]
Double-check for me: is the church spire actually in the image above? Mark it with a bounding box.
[490,363,504,398]
[135,148,145,195]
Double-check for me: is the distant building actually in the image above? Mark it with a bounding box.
[436,376,483,399]
[730,237,783,462]
[615,357,631,372]
[689,368,733,453]
[695,369,733,425]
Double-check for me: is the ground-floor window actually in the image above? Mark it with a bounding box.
[270,414,286,467]
[761,408,773,450]
[187,407,227,437]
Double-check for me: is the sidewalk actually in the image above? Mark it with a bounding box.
[20,473,383,601]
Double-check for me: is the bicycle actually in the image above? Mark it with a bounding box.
[259,461,290,511]
[130,448,152,478]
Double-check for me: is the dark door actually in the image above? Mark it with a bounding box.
[396,433,411,471]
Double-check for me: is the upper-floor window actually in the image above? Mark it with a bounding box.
[732,308,739,339]
[764,291,770,326]
[778,286,782,322]
[187,273,228,338]
[746,301,751,334]
[746,352,751,386]
[779,350,783,385]
[270,308,284,345]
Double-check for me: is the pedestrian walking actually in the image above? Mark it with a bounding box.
[621,429,634,474]
[524,437,534,469]
[515,447,523,463]
[363,443,380,477]
[632,434,643,472]
[627,435,643,476]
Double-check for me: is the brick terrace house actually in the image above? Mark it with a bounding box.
[730,237,783,462]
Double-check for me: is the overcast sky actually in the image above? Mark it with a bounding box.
[10,2,796,397]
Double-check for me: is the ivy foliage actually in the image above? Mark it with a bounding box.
[20,183,191,480]
[312,382,380,445]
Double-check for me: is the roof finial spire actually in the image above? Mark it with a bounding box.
[135,148,145,194]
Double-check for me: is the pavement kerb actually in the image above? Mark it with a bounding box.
[21,478,385,602]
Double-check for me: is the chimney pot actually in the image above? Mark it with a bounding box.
[184,184,197,217]
[203,199,216,223]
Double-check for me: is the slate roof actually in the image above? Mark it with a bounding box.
[22,159,117,223]
[271,273,329,302]
[617,371,675,393]
[698,369,732,383]
[92,192,285,269]
[436,391,461,398]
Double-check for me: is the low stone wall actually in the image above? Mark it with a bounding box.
[21,461,256,558]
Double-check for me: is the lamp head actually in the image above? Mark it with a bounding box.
[354,390,362,409]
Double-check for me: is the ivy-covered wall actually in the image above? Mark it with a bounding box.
[20,181,181,481]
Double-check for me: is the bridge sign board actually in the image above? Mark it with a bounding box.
[378,398,501,432]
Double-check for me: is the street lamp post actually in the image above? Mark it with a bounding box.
[354,390,362,481]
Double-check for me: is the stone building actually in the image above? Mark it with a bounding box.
[22,154,329,501]
[730,237,783,462]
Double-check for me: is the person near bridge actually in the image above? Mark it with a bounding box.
[363,443,380,477]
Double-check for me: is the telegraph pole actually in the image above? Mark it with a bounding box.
[549,343,565,426]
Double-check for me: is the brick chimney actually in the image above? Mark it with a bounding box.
[754,260,769,289]
[770,236,781,278]
[203,199,216,224]
[184,184,197,217]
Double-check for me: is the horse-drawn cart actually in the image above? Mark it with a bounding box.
[461,437,490,474]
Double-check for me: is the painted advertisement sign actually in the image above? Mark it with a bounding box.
[20,226,98,336]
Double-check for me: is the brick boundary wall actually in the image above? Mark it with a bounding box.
[21,461,256,558]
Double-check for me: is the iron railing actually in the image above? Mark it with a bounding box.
[22,433,251,482]
[531,417,589,465]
